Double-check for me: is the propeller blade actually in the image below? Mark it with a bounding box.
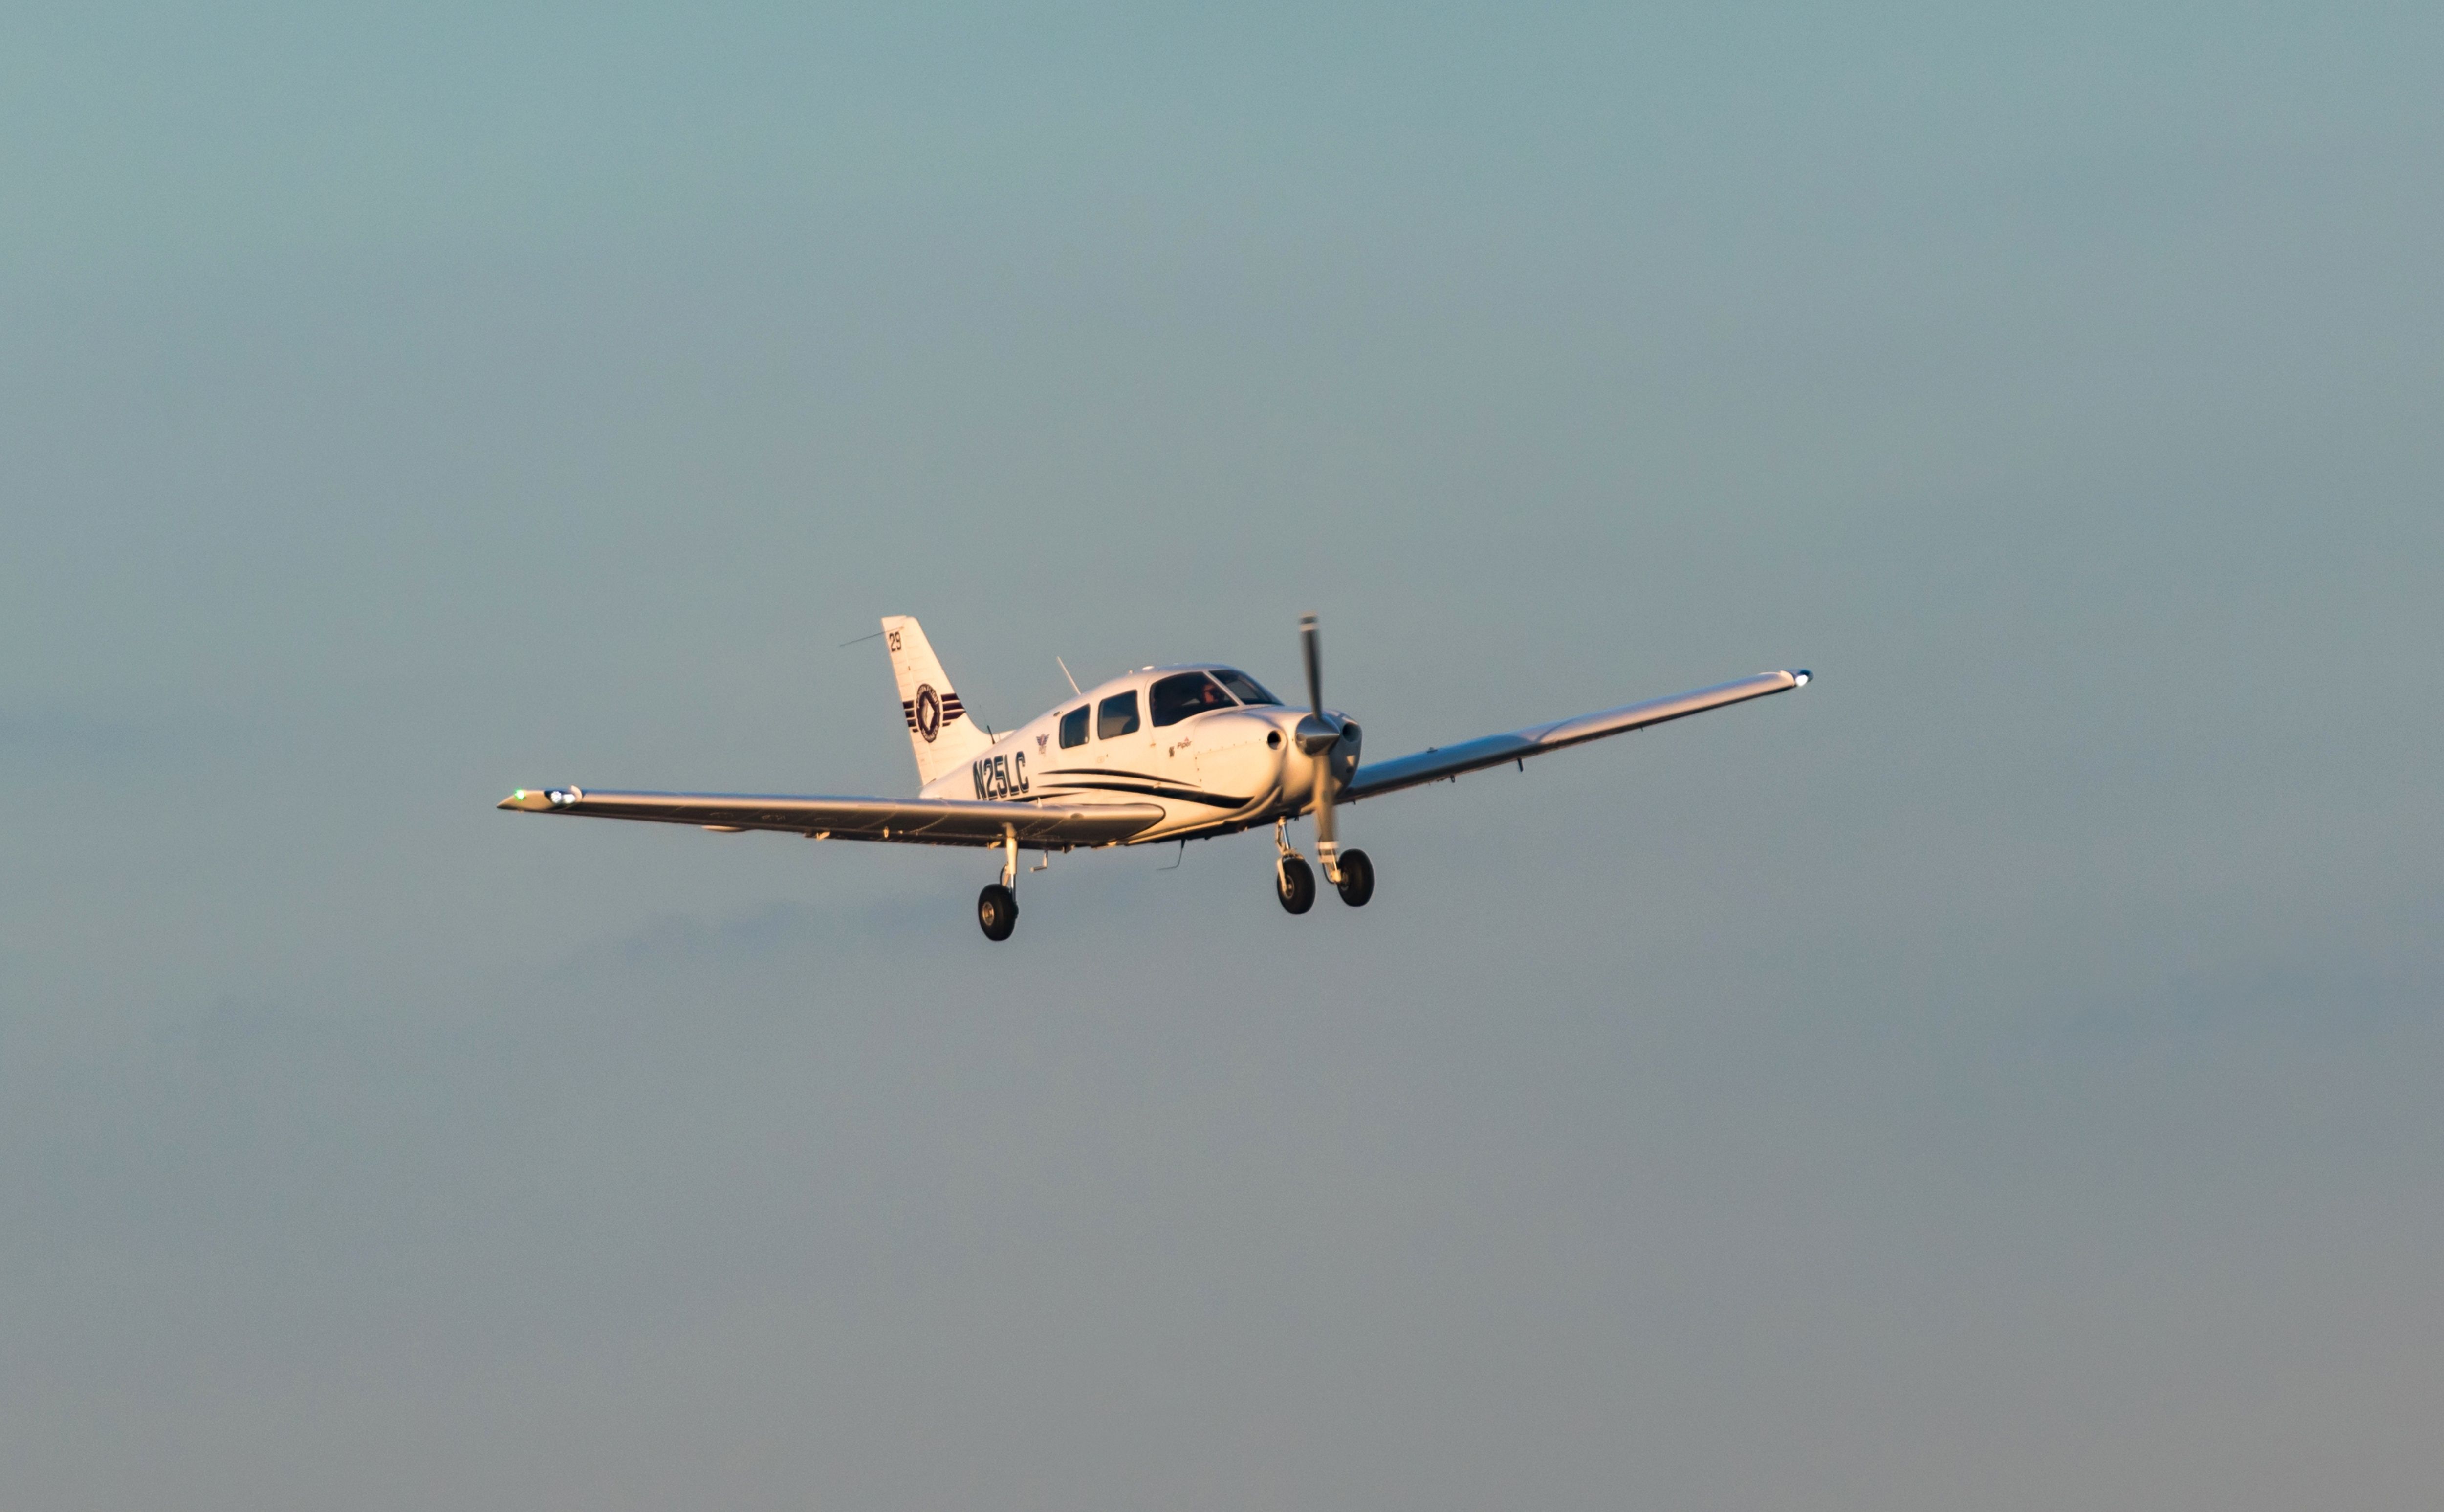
[1301,613,1338,876]
[1293,614,1338,753]
[1301,613,1324,718]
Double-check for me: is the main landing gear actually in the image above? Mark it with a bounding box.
[979,824,1022,942]
[1276,854,1315,914]
[977,882,1018,941]
[1273,819,1372,915]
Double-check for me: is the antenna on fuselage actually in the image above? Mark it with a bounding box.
[1056,656,1082,696]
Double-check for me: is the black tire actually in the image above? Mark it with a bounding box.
[1275,855,1316,915]
[1334,848,1374,907]
[977,883,1019,941]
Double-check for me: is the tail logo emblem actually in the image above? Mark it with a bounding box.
[914,685,942,743]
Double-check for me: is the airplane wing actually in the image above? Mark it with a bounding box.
[496,788,1165,847]
[1342,670,1810,803]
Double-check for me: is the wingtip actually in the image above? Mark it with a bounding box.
[1791,669,1812,687]
[498,788,567,812]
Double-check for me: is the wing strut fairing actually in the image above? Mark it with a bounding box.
[1342,670,1809,802]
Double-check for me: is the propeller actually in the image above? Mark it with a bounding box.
[1298,613,1343,881]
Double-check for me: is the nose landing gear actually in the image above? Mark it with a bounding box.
[1333,848,1374,907]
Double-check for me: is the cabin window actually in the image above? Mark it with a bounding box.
[1059,705,1089,749]
[1097,690,1140,740]
[1212,669,1281,706]
[1151,672,1235,727]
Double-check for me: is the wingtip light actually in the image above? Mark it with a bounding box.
[1793,670,1812,687]
[499,787,576,812]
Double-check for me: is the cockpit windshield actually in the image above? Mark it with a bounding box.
[1150,671,1238,727]
[1211,669,1281,706]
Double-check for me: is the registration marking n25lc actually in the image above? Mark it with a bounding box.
[973,751,1028,799]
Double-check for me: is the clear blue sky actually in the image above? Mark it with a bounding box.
[4,4,2441,1507]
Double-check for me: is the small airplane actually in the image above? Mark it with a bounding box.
[499,615,1810,940]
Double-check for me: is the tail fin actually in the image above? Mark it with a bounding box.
[881,615,993,787]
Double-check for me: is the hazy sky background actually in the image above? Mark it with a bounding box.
[4,3,2441,1508]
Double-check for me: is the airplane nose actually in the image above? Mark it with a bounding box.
[1286,714,1359,789]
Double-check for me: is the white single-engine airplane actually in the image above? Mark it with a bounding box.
[500,616,1810,940]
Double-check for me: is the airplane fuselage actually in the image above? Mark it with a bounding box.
[916,663,1356,845]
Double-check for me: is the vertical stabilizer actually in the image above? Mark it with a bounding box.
[881,616,993,787]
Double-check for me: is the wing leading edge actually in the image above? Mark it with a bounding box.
[496,788,1164,847]
[1342,670,1810,803]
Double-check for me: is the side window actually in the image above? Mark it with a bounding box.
[1058,705,1089,749]
[1097,691,1140,740]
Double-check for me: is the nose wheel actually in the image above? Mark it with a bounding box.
[1333,848,1374,907]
